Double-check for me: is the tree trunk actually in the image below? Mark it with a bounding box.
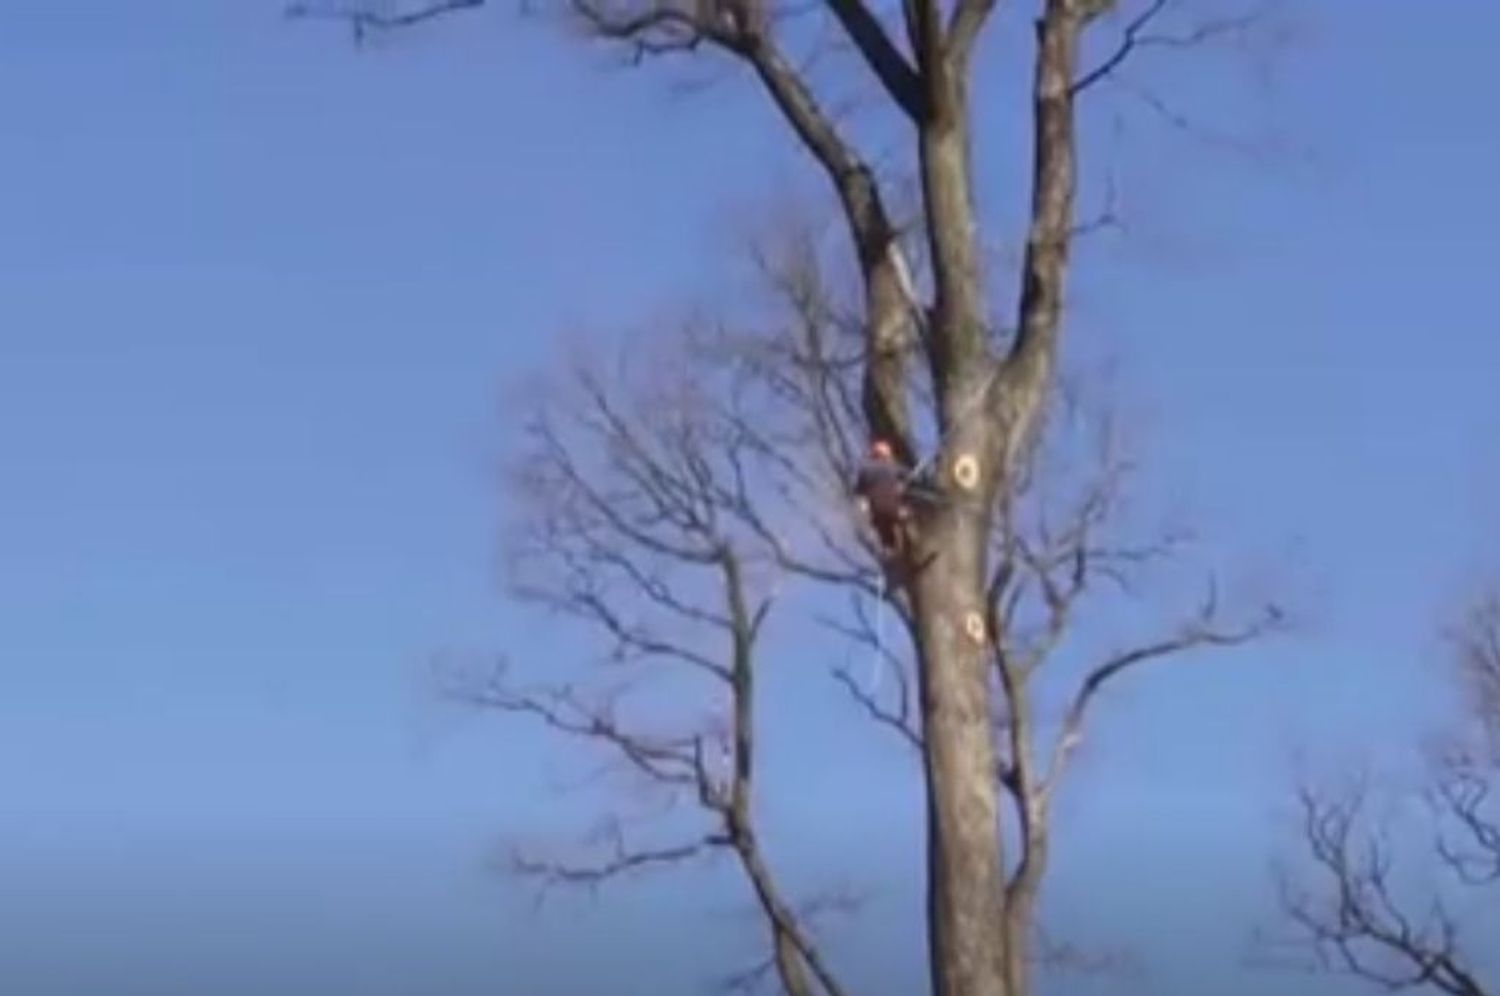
[912,497,1009,996]
[908,8,1083,990]
[906,18,1021,989]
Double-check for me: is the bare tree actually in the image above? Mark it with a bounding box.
[431,223,1277,995]
[1258,590,1500,996]
[293,2,1291,994]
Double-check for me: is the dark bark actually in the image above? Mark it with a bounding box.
[826,0,925,121]
[724,32,918,466]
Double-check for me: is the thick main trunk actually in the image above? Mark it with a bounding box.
[907,31,1022,996]
[890,5,1084,994]
[912,502,1009,996]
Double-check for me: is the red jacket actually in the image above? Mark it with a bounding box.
[854,454,907,519]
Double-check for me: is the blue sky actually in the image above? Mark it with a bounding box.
[2,2,1498,994]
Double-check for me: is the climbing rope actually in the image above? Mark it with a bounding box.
[851,241,1011,694]
[903,360,1006,488]
[867,593,887,695]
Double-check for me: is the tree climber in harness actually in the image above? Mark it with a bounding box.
[854,438,911,561]
[854,437,943,590]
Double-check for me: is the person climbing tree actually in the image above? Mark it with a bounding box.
[854,438,914,565]
[292,3,1296,994]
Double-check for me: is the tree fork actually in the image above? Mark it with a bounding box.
[909,5,1090,995]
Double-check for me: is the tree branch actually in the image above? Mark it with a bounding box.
[1268,783,1492,996]
[491,334,865,993]
[1072,0,1268,95]
[1263,587,1499,996]
[1452,591,1500,752]
[832,663,923,751]
[996,0,1086,457]
[286,0,485,43]
[568,0,727,61]
[1431,758,1500,886]
[452,670,708,788]
[949,0,998,66]
[825,0,925,121]
[719,544,852,996]
[1069,0,1170,94]
[510,829,722,896]
[299,0,920,463]
[1046,589,1282,789]
[997,634,1048,912]
[603,1,922,464]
